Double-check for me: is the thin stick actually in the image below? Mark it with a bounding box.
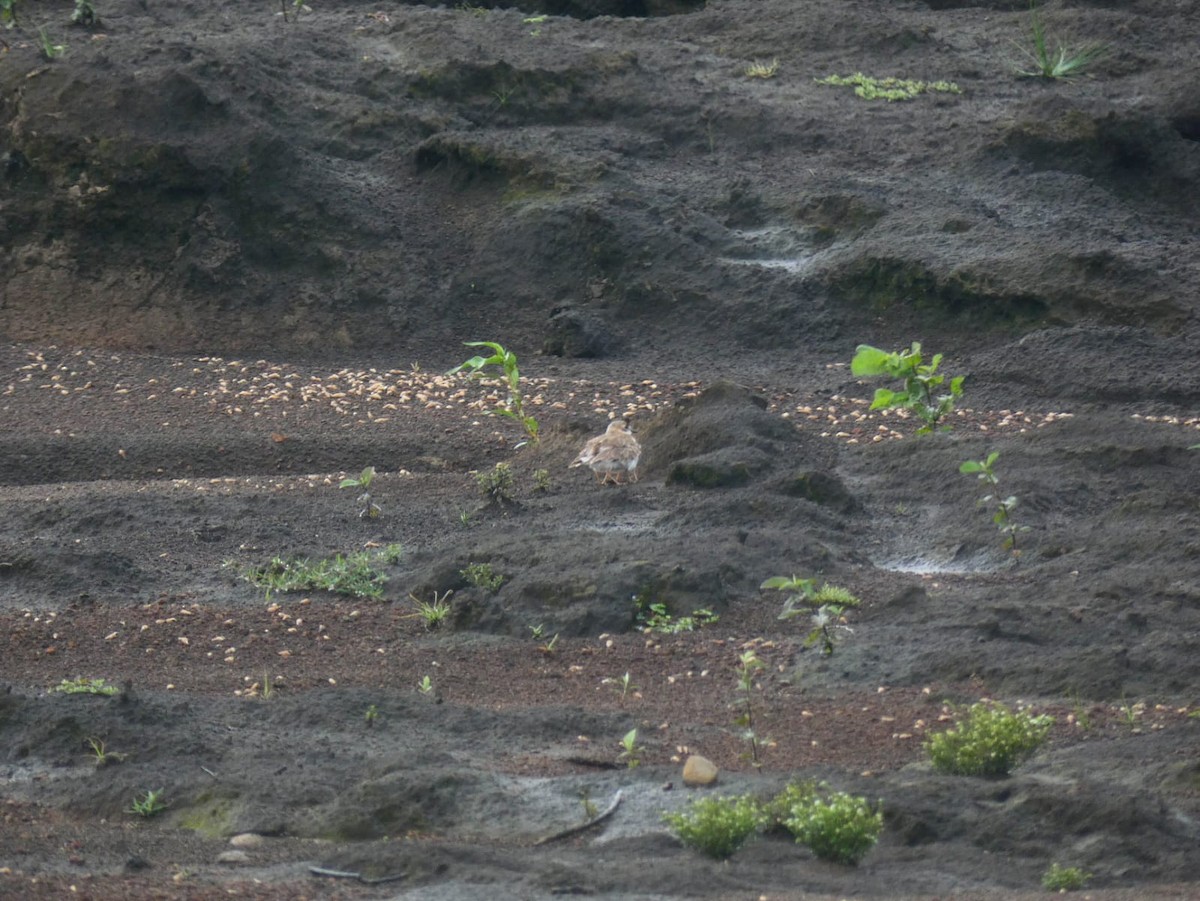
[534,789,622,846]
[309,866,405,885]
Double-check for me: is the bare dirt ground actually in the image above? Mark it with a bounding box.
[2,0,1200,899]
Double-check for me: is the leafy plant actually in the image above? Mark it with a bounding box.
[238,549,390,599]
[410,589,453,629]
[70,0,97,26]
[852,342,964,434]
[53,677,118,696]
[532,468,551,491]
[732,649,772,768]
[1012,2,1105,79]
[339,466,381,519]
[461,561,503,593]
[816,72,961,101]
[617,728,642,768]
[925,700,1053,776]
[744,58,779,79]
[780,787,883,866]
[475,462,515,503]
[761,576,860,655]
[960,451,1029,557]
[1042,863,1092,891]
[417,675,434,695]
[632,595,719,634]
[364,704,379,726]
[449,341,539,446]
[129,789,168,818]
[377,543,403,565]
[86,736,125,766]
[602,672,638,702]
[36,25,66,59]
[662,794,764,860]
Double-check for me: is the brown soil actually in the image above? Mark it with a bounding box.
[2,0,1200,899]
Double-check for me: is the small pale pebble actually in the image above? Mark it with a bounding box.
[217,850,250,865]
[682,754,718,786]
[229,833,264,848]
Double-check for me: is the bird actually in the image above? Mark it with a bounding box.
[571,419,641,485]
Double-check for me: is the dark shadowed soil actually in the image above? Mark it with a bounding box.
[2,0,1199,899]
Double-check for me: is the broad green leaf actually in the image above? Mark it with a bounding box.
[338,478,359,488]
[868,387,899,411]
[949,375,965,396]
[760,576,796,590]
[851,344,893,376]
[959,460,984,474]
[985,451,1000,467]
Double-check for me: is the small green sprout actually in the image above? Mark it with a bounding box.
[339,466,381,519]
[579,788,598,821]
[852,342,965,434]
[71,0,97,26]
[417,675,434,695]
[744,59,779,79]
[410,590,453,630]
[617,728,642,768]
[36,25,66,59]
[449,341,539,446]
[761,576,860,655]
[533,468,551,491]
[602,672,638,702]
[1042,863,1092,891]
[129,789,168,818]
[364,704,379,726]
[732,649,773,768]
[1012,2,1105,79]
[475,462,515,503]
[86,736,125,766]
[461,561,503,593]
[960,451,1029,557]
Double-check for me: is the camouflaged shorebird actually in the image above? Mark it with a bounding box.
[571,420,641,485]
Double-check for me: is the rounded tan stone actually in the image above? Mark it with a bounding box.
[682,754,718,786]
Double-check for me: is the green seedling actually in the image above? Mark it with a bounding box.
[52,677,118,696]
[816,72,961,101]
[417,675,434,695]
[603,672,638,702]
[238,549,390,599]
[475,462,515,503]
[538,633,560,655]
[1116,698,1145,733]
[662,794,763,860]
[851,342,964,434]
[461,561,503,593]
[449,342,539,446]
[258,670,276,700]
[86,737,125,766]
[410,589,453,630]
[617,728,642,768]
[779,786,883,866]
[533,468,551,491]
[1,0,20,28]
[1012,2,1105,79]
[280,0,310,23]
[1042,863,1092,891]
[36,26,66,59]
[632,595,719,634]
[523,13,546,36]
[960,452,1028,557]
[129,789,168,818]
[732,649,772,768]
[925,700,1053,776]
[744,59,779,79]
[377,543,403,565]
[579,788,598,821]
[364,704,379,726]
[457,509,474,528]
[70,0,97,26]
[761,576,860,656]
[339,466,381,519]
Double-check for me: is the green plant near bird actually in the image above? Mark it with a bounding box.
[761,576,860,655]
[1042,863,1092,891]
[237,548,392,599]
[339,466,381,519]
[925,700,1053,776]
[617,728,642,768]
[731,649,773,768]
[816,72,961,101]
[36,25,66,59]
[851,342,964,434]
[662,794,764,860]
[129,789,168,818]
[71,0,97,26]
[449,341,539,446]
[461,561,503,593]
[532,468,552,491]
[960,451,1029,557]
[779,786,883,866]
[1012,2,1105,79]
[409,589,453,629]
[53,677,118,696]
[475,462,515,503]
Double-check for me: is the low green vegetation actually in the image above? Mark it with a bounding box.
[449,341,539,446]
[1012,2,1105,79]
[925,700,1053,776]
[732,649,772,768]
[744,59,779,79]
[339,466,381,519]
[961,451,1028,557]
[461,561,503,593]
[71,0,97,26]
[816,72,961,101]
[532,468,551,491]
[36,25,66,59]
[410,589,453,629]
[364,704,379,726]
[475,462,515,503]
[617,727,642,768]
[417,675,435,695]
[53,677,118,696]
[663,794,763,859]
[238,548,394,599]
[852,342,964,434]
[761,576,860,655]
[778,785,883,865]
[1,0,19,27]
[1042,863,1092,891]
[633,595,719,634]
[86,736,125,766]
[602,671,638,701]
[129,789,168,818]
